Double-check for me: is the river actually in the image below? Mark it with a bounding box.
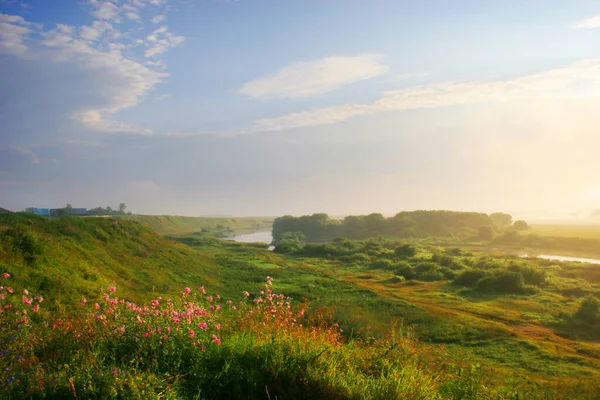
[523,254,600,264]
[226,231,274,250]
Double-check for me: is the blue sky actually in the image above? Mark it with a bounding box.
[1,0,600,218]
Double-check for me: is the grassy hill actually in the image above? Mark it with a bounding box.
[114,214,273,236]
[0,213,251,308]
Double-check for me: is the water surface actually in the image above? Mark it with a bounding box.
[227,231,274,250]
[523,254,600,264]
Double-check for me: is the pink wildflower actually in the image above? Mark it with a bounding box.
[23,289,29,295]
[144,332,149,338]
[243,291,250,297]
[6,287,13,294]
[108,286,116,293]
[216,323,221,330]
[212,334,221,345]
[189,329,195,339]
[80,298,87,306]
[33,304,40,312]
[1,273,9,278]
[94,303,100,310]
[198,322,208,330]
[199,286,206,294]
[183,287,191,295]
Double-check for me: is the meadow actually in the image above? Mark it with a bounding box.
[1,213,599,398]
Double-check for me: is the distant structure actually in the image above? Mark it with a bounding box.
[0,207,12,214]
[70,208,88,215]
[26,207,87,216]
[26,207,51,216]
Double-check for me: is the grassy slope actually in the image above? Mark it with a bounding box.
[114,214,273,236]
[0,213,270,308]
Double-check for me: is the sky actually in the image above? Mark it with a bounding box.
[1,0,600,218]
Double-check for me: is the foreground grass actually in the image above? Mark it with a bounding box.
[2,214,599,398]
[0,275,519,400]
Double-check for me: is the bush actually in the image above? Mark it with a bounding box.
[340,252,371,264]
[508,264,547,287]
[476,271,525,294]
[1,227,43,263]
[576,296,600,324]
[394,244,416,259]
[415,262,439,274]
[370,258,395,270]
[454,269,489,287]
[419,270,446,282]
[273,240,301,254]
[394,262,416,280]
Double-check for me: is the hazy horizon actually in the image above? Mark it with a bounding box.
[2,1,600,218]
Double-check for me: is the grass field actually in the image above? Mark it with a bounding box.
[527,223,600,239]
[1,213,599,398]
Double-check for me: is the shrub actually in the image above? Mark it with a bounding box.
[370,258,395,270]
[415,262,439,274]
[576,296,600,324]
[419,270,446,282]
[454,269,489,287]
[476,271,525,294]
[1,227,43,263]
[508,264,547,287]
[394,244,416,259]
[341,252,371,264]
[273,239,301,254]
[394,262,416,280]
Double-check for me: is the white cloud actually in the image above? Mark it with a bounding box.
[0,19,31,55]
[79,21,113,41]
[13,146,39,164]
[237,54,389,100]
[72,110,152,135]
[144,25,184,57]
[0,13,27,24]
[151,14,165,23]
[89,0,120,20]
[250,59,600,131]
[1,8,181,135]
[572,14,600,29]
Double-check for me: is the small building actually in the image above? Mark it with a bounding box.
[26,208,51,216]
[70,208,88,215]
[0,207,12,214]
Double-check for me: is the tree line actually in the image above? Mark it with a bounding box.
[272,210,528,244]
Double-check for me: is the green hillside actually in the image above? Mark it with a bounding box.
[0,213,243,308]
[114,214,273,236]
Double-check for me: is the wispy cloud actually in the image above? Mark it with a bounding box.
[144,25,184,57]
[237,54,388,100]
[572,14,600,29]
[0,0,180,135]
[250,59,600,132]
[151,14,166,23]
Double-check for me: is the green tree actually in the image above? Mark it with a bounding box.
[119,203,127,214]
[489,212,512,230]
[477,226,495,241]
[513,220,530,231]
